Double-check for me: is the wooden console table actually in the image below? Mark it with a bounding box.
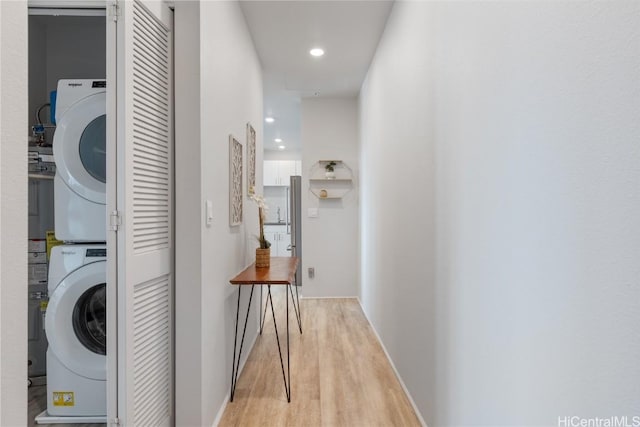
[229,257,302,403]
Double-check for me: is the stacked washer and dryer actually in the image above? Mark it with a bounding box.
[36,80,108,424]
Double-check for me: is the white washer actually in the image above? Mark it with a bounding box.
[44,244,106,419]
[53,79,106,242]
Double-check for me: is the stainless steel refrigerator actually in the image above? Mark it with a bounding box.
[289,176,302,285]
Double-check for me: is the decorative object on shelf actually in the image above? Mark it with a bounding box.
[246,122,256,196]
[229,135,243,226]
[319,189,328,198]
[325,161,337,179]
[250,193,271,268]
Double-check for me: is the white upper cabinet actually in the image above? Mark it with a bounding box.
[264,160,301,186]
[278,161,296,184]
[263,161,280,186]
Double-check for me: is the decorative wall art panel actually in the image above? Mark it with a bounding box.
[246,122,256,196]
[229,135,243,226]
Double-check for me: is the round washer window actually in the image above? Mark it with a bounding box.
[73,283,106,355]
[79,114,106,183]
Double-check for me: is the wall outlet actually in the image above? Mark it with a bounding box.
[308,267,315,279]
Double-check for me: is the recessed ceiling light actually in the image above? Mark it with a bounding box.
[309,48,324,57]
[274,138,283,143]
[278,145,286,150]
[265,117,275,123]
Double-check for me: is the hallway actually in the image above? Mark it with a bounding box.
[219,288,420,426]
[1,2,639,425]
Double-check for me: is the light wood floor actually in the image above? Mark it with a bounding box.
[219,287,421,427]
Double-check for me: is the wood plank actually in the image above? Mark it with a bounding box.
[219,288,421,426]
[230,257,298,285]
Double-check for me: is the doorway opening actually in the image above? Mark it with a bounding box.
[27,8,108,426]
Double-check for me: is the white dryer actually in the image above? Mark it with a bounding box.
[44,244,106,419]
[53,79,106,242]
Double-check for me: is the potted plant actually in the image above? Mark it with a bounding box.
[250,194,271,267]
[325,161,337,179]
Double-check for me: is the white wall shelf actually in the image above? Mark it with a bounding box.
[308,160,354,199]
[318,160,343,165]
[309,178,352,183]
[309,191,347,199]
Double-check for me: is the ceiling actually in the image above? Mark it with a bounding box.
[240,1,394,152]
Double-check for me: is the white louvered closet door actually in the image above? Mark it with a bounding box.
[108,1,173,425]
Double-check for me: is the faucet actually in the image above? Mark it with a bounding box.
[277,207,281,223]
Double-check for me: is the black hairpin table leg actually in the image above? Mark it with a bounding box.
[230,285,255,402]
[260,284,272,335]
[289,283,302,334]
[268,284,291,402]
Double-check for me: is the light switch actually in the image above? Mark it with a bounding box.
[205,200,213,226]
[307,208,318,218]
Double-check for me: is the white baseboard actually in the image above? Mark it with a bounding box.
[212,394,229,427]
[300,295,359,299]
[356,298,428,427]
[212,331,259,427]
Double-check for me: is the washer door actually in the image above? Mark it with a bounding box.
[46,260,106,381]
[53,92,106,205]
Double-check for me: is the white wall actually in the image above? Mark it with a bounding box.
[0,2,28,426]
[301,97,359,297]
[43,16,105,96]
[175,2,263,426]
[359,3,435,423]
[174,2,203,425]
[360,1,640,425]
[28,15,106,127]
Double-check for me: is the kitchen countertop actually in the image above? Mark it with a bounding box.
[265,222,289,226]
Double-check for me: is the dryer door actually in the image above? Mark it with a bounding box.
[46,260,106,381]
[53,92,107,205]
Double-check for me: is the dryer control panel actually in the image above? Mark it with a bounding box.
[86,248,106,258]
